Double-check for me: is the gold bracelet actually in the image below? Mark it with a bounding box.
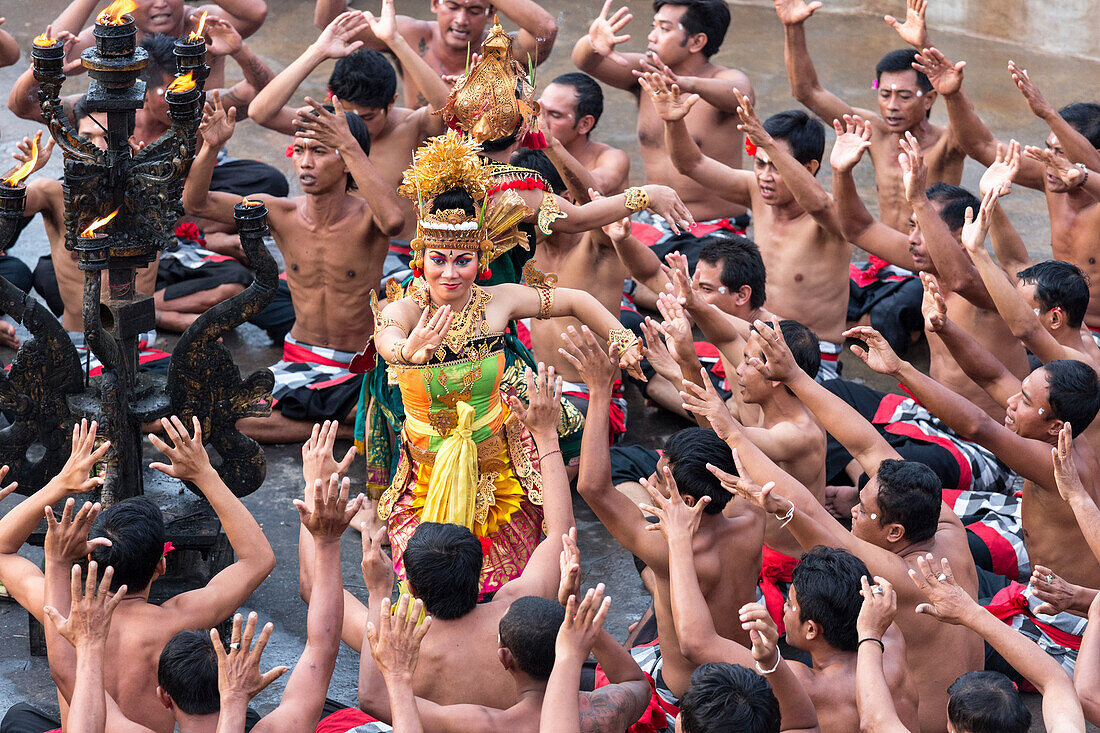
[624,186,649,213]
[392,338,411,365]
[536,287,555,320]
[608,327,639,356]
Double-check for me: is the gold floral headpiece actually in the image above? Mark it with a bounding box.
[437,17,546,148]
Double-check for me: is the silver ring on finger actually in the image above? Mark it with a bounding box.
[1046,573,1055,582]
[936,573,948,582]
[230,642,241,650]
[871,585,884,595]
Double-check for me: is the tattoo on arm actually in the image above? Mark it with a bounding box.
[243,54,274,88]
[578,685,648,733]
[417,37,429,57]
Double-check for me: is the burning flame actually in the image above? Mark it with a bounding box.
[33,33,56,47]
[241,197,260,206]
[188,11,208,42]
[167,72,196,93]
[97,0,138,25]
[80,209,119,238]
[2,133,39,187]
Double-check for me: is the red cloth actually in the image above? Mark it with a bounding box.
[985,582,1083,651]
[759,546,798,633]
[631,218,746,248]
[594,660,678,733]
[314,708,380,733]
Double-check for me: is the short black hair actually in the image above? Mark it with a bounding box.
[679,663,780,733]
[481,129,519,153]
[777,320,820,381]
[158,630,219,715]
[1043,360,1100,436]
[139,33,177,87]
[1058,103,1100,149]
[403,522,482,620]
[763,110,825,169]
[925,183,980,232]
[876,48,932,94]
[791,546,868,651]
[697,234,767,309]
[89,496,165,593]
[329,50,397,110]
[652,0,730,58]
[663,428,735,514]
[1017,260,1090,329]
[298,105,371,190]
[551,72,605,129]
[510,148,566,195]
[947,671,1031,733]
[72,95,93,126]
[873,459,941,543]
[498,596,564,680]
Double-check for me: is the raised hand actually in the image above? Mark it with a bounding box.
[315,9,370,56]
[1007,60,1055,120]
[739,602,780,670]
[1024,145,1087,189]
[11,131,54,175]
[557,528,582,607]
[601,213,632,244]
[884,0,929,49]
[361,525,395,596]
[898,131,929,203]
[366,594,433,682]
[400,305,453,364]
[44,562,126,649]
[559,325,621,390]
[745,319,801,383]
[679,374,738,443]
[295,473,364,543]
[0,465,16,500]
[48,419,110,496]
[959,188,999,256]
[200,15,243,57]
[979,140,1021,198]
[44,499,111,564]
[909,554,980,625]
[708,452,793,516]
[830,115,873,174]
[556,585,611,663]
[199,91,238,148]
[587,0,633,66]
[0,321,18,350]
[843,325,904,375]
[211,613,288,704]
[364,0,399,45]
[295,96,360,152]
[301,420,357,488]
[1030,565,1080,616]
[506,363,563,444]
[639,464,710,541]
[856,575,897,640]
[637,71,698,123]
[1052,422,1085,502]
[912,47,965,96]
[773,0,822,26]
[665,252,700,311]
[642,184,695,235]
[640,317,682,383]
[734,89,773,151]
[149,416,215,484]
[919,272,948,333]
[655,291,694,365]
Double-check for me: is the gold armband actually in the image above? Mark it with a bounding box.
[522,260,559,320]
[536,287,555,320]
[371,290,408,336]
[537,190,566,236]
[624,186,649,213]
[608,327,639,356]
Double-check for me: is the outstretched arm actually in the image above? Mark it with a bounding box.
[571,0,645,91]
[1076,594,1100,724]
[776,0,858,125]
[495,0,557,67]
[183,93,265,223]
[1008,60,1100,172]
[855,577,912,733]
[0,20,18,68]
[1051,426,1100,569]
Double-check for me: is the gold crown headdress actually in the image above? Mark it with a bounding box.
[400,131,529,277]
[437,17,546,149]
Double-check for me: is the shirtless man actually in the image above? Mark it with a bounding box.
[249,5,448,243]
[845,324,1100,668]
[916,47,1100,336]
[183,93,405,443]
[572,326,765,703]
[776,0,965,232]
[831,116,1029,419]
[299,363,577,711]
[573,0,754,226]
[0,418,275,733]
[691,321,983,733]
[648,76,851,372]
[314,0,556,108]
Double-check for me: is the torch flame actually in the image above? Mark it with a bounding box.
[33,33,56,47]
[79,209,119,238]
[2,133,39,187]
[241,197,260,206]
[167,72,196,93]
[188,11,208,41]
[97,0,138,25]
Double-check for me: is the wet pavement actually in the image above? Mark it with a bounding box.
[1,0,1099,727]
